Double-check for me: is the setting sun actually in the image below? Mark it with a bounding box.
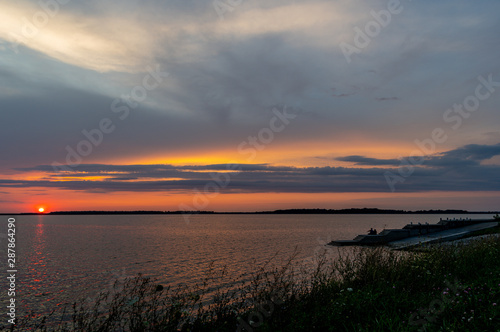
[38,207,45,213]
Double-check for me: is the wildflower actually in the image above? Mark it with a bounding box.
[347,288,353,292]
[493,303,497,306]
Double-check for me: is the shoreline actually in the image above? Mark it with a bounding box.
[3,209,500,215]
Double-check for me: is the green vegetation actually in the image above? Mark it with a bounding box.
[466,222,500,237]
[15,235,500,331]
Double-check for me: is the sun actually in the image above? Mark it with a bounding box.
[38,207,45,213]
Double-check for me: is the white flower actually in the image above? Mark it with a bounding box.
[347,288,353,292]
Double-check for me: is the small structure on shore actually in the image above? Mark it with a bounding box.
[329,217,496,247]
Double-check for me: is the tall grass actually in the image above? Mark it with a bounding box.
[11,235,500,331]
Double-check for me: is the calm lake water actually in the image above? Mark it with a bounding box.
[1,213,495,321]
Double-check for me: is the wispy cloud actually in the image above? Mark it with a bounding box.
[335,156,401,166]
[375,97,399,101]
[0,1,158,72]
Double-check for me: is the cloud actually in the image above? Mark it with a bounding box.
[336,143,500,168]
[335,156,401,166]
[0,1,160,72]
[4,143,500,194]
[375,97,399,101]
[0,0,354,73]
[1,0,500,203]
[435,143,500,162]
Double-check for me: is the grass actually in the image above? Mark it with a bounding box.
[466,222,500,237]
[11,234,500,331]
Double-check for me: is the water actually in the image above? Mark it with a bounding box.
[1,213,494,321]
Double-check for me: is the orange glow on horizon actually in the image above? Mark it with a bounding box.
[105,137,448,169]
[1,187,497,214]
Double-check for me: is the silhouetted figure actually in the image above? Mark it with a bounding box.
[368,228,377,235]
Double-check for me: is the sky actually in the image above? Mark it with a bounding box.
[1,0,500,213]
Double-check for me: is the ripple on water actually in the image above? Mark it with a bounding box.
[13,213,496,317]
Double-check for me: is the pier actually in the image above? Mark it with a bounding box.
[328,218,499,248]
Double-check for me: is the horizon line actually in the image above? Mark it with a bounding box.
[2,208,500,215]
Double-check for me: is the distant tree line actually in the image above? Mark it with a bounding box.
[6,208,500,215]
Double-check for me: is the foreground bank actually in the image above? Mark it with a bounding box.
[14,230,500,331]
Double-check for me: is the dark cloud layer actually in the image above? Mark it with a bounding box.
[340,143,500,169]
[335,156,401,166]
[5,143,500,194]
